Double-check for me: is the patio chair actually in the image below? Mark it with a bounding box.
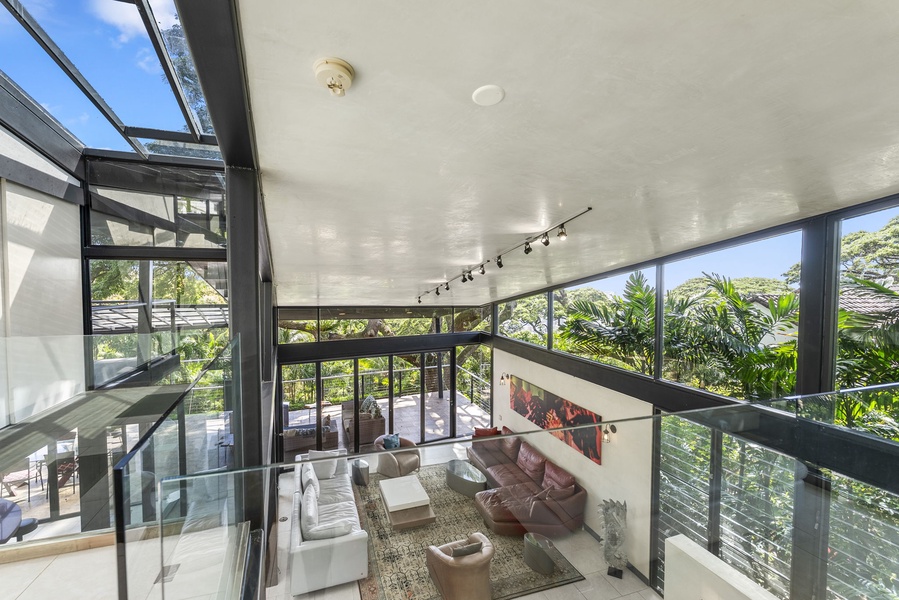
[0,459,34,502]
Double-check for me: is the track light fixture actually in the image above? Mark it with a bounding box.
[416,206,591,301]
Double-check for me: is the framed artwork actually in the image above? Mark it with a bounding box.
[510,375,602,465]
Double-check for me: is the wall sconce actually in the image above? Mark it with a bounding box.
[602,424,617,443]
[499,372,510,385]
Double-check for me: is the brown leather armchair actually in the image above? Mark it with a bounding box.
[426,531,494,600]
[374,435,420,478]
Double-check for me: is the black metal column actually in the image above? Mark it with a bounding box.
[796,215,840,395]
[136,260,153,364]
[449,349,457,439]
[708,429,723,556]
[226,167,263,469]
[388,355,395,435]
[78,427,111,531]
[790,465,831,600]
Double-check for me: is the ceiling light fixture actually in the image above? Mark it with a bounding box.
[558,224,567,240]
[524,241,532,254]
[435,287,440,296]
[479,265,486,275]
[417,296,421,304]
[496,255,503,268]
[467,271,474,281]
[445,282,450,291]
[541,232,550,246]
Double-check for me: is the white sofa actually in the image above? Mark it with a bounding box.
[290,450,369,596]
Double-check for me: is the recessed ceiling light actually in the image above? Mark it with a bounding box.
[472,84,505,106]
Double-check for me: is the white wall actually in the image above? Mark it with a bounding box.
[493,349,655,577]
[665,535,779,600]
[0,178,85,425]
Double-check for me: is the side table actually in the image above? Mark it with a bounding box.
[523,532,555,575]
[352,459,369,486]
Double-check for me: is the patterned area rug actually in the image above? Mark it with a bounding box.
[355,465,584,600]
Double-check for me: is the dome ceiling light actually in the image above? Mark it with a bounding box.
[313,57,355,97]
[471,84,505,106]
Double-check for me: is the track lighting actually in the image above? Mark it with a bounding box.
[415,206,591,301]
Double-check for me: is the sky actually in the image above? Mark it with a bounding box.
[573,205,899,297]
[0,0,184,150]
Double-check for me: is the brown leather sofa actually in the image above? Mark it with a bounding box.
[468,428,587,537]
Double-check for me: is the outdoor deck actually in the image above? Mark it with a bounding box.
[285,391,491,451]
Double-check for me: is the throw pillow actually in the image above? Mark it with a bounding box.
[360,395,382,418]
[283,428,298,437]
[536,484,575,501]
[473,426,499,437]
[383,433,400,449]
[300,486,318,537]
[451,541,483,557]
[301,464,320,498]
[308,449,340,479]
[304,518,355,540]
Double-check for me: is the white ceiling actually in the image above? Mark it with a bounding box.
[237,0,899,307]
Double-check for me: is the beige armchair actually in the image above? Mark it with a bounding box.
[374,435,420,478]
[426,532,494,600]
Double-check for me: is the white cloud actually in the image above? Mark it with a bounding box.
[88,0,177,44]
[136,47,161,75]
[65,112,91,126]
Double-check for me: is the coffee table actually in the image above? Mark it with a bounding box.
[378,475,436,530]
[445,459,487,497]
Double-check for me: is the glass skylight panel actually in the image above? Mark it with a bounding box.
[0,17,130,150]
[147,0,213,134]
[17,0,189,134]
[137,138,222,162]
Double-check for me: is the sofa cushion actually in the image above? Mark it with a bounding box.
[304,518,355,540]
[319,477,355,505]
[319,500,359,527]
[475,489,518,523]
[309,449,340,479]
[543,460,575,491]
[515,442,546,484]
[500,426,521,461]
[301,487,318,536]
[487,463,541,489]
[301,464,320,498]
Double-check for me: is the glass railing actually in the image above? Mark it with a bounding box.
[0,333,232,549]
[112,337,239,600]
[109,390,899,600]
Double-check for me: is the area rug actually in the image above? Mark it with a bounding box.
[354,465,584,600]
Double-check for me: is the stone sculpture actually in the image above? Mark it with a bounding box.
[600,499,628,578]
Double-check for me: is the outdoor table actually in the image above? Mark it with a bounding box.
[0,498,22,544]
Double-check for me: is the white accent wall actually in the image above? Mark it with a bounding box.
[0,177,84,426]
[493,348,655,577]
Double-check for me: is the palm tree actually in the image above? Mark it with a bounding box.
[559,271,656,375]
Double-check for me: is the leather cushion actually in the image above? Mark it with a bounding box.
[451,541,483,557]
[475,489,518,523]
[500,426,521,461]
[536,484,575,501]
[487,463,538,488]
[515,442,546,484]
[543,460,575,490]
